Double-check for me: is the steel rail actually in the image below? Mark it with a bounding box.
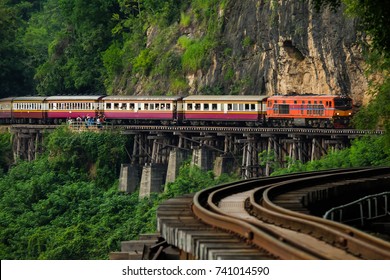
[250,167,390,259]
[192,169,366,259]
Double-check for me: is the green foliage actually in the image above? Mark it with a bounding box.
[181,38,214,72]
[132,49,157,75]
[0,132,12,176]
[242,36,253,48]
[1,0,231,95]
[177,35,193,49]
[0,0,35,97]
[269,136,390,176]
[180,12,191,28]
[169,77,189,95]
[0,127,237,259]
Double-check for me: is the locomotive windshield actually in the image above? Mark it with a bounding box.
[334,98,352,110]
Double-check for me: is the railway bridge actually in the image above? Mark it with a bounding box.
[6,124,383,197]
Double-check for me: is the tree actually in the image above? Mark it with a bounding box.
[0,0,36,97]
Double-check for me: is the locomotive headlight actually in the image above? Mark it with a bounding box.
[336,112,340,115]
[349,112,352,115]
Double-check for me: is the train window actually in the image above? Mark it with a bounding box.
[233,104,238,111]
[166,103,171,110]
[279,104,290,114]
[114,103,119,109]
[187,103,192,110]
[245,104,250,111]
[329,102,332,107]
[319,105,325,115]
[129,103,135,110]
[239,104,243,111]
[268,101,272,107]
[227,104,232,111]
[121,103,127,110]
[294,100,297,104]
[155,103,160,110]
[106,103,111,110]
[204,103,209,110]
[251,104,256,111]
[195,103,200,110]
[212,104,217,110]
[144,104,148,110]
[150,103,155,110]
[161,103,165,109]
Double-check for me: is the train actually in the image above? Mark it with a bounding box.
[0,94,353,128]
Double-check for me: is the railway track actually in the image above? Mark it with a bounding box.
[157,167,390,260]
[6,124,384,135]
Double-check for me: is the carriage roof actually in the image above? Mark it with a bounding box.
[13,96,47,101]
[183,95,268,101]
[45,96,105,101]
[102,96,182,101]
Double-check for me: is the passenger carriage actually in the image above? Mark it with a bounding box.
[12,96,47,124]
[266,95,353,128]
[102,96,183,125]
[182,95,268,126]
[0,97,14,124]
[45,96,104,124]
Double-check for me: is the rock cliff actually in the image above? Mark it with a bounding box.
[132,0,369,107]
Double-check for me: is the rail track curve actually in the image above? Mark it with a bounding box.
[157,167,390,260]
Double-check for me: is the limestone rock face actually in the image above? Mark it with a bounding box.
[195,0,367,106]
[129,0,368,107]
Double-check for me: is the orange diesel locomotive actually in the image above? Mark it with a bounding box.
[266,95,353,128]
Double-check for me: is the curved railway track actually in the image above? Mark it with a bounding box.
[157,167,390,260]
